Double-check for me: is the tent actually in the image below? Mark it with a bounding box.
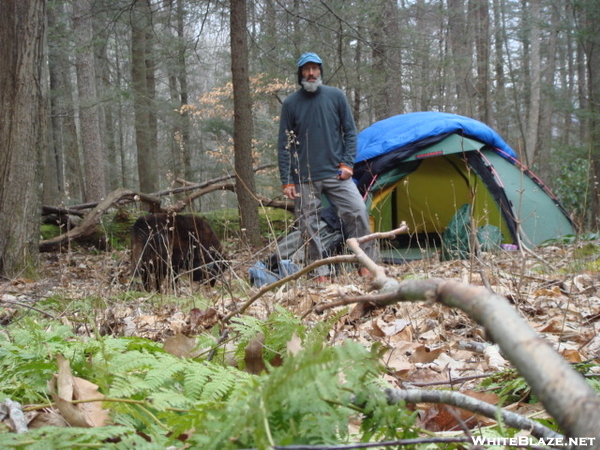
[354,112,575,262]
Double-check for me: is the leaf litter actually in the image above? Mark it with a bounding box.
[1,239,599,433]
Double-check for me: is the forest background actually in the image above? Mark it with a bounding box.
[1,0,600,276]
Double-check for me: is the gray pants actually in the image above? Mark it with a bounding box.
[295,177,378,276]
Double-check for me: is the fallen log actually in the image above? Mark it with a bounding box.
[39,188,148,252]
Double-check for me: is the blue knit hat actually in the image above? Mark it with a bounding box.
[297,52,323,85]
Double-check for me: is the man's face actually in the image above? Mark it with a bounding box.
[301,62,321,82]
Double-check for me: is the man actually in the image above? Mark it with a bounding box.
[277,52,377,282]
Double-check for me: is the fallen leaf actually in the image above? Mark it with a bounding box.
[163,333,198,358]
[286,331,303,357]
[409,345,445,364]
[49,354,109,428]
[244,333,266,375]
[561,348,583,363]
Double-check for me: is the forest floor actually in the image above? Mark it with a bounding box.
[1,238,599,432]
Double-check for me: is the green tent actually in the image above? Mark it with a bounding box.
[355,113,575,262]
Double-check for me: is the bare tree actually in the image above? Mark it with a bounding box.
[524,0,541,166]
[575,0,600,224]
[46,2,78,204]
[73,0,106,202]
[131,0,159,195]
[474,0,492,124]
[370,0,404,120]
[0,0,46,277]
[447,0,475,116]
[231,0,261,245]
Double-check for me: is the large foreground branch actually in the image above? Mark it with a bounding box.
[316,279,600,446]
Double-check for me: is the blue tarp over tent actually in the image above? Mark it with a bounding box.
[353,111,574,261]
[356,111,517,163]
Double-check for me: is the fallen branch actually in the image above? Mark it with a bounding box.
[346,222,408,291]
[384,388,561,440]
[165,182,293,213]
[39,188,147,252]
[221,226,408,323]
[0,299,56,319]
[222,254,360,323]
[316,278,600,446]
[46,165,275,213]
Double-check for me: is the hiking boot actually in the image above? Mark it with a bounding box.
[358,267,372,278]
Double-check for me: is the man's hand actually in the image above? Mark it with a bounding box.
[337,166,353,180]
[283,185,300,199]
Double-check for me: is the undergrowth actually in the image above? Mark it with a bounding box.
[0,308,416,449]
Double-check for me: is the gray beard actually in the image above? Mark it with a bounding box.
[301,77,322,93]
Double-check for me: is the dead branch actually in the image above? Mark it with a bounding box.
[272,436,471,449]
[346,222,408,291]
[47,164,274,213]
[221,226,409,323]
[385,388,562,440]
[0,299,56,319]
[42,205,85,218]
[316,278,600,446]
[165,182,293,213]
[165,183,235,213]
[221,254,360,323]
[39,188,147,252]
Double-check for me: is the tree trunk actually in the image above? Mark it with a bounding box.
[492,0,508,136]
[524,0,541,167]
[73,0,106,202]
[576,0,600,225]
[47,1,83,204]
[536,6,559,182]
[447,0,475,116]
[93,8,119,193]
[230,0,261,246]
[474,0,492,124]
[370,0,404,121]
[131,0,159,195]
[0,0,46,277]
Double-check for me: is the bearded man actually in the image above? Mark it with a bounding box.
[277,52,377,283]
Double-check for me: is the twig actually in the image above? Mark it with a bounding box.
[242,436,470,450]
[221,254,359,323]
[407,373,491,387]
[0,299,56,319]
[222,225,409,323]
[385,388,562,440]
[346,223,408,291]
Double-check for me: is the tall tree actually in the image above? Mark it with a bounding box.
[46,1,83,204]
[370,0,404,120]
[0,0,46,277]
[447,0,475,116]
[524,0,541,166]
[575,0,600,224]
[73,0,106,202]
[231,0,261,245]
[474,0,492,124]
[131,0,159,195]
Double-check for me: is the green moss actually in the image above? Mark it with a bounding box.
[573,243,599,259]
[40,207,294,251]
[202,207,294,240]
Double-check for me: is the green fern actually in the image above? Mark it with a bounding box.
[0,308,415,448]
[181,339,416,449]
[0,425,163,450]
